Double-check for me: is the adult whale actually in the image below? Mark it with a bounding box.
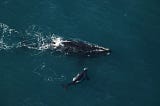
[49,37,111,57]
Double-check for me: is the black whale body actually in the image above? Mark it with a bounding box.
[62,68,89,89]
[52,38,111,57]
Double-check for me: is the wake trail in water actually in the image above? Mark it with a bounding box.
[0,23,62,54]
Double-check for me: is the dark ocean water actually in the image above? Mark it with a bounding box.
[0,0,160,106]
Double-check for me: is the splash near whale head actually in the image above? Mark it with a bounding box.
[50,37,64,49]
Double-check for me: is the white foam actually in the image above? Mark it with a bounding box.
[51,37,64,48]
[0,23,19,34]
[0,23,20,50]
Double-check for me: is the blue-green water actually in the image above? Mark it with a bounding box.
[0,0,160,106]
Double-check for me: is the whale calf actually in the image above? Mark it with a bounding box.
[62,68,89,89]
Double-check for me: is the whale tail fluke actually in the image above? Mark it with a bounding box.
[61,82,75,90]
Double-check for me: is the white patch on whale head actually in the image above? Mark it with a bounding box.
[72,73,80,81]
